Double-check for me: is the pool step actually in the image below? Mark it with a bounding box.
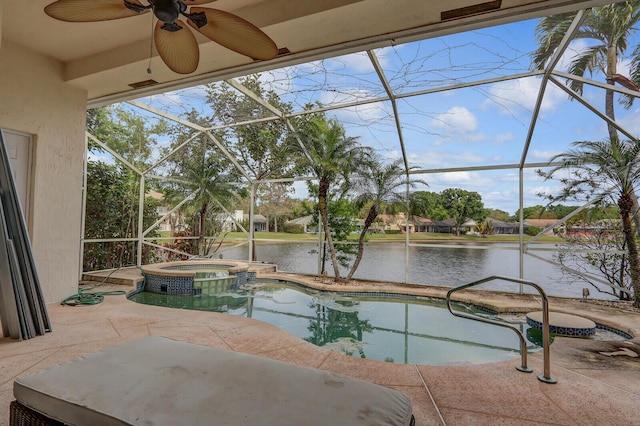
[526,311,596,337]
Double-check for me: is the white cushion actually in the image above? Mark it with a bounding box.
[14,336,413,425]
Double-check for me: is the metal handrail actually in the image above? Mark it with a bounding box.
[445,276,556,384]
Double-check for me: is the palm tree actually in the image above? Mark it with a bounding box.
[294,116,371,282]
[540,137,640,307]
[159,110,247,257]
[532,1,640,141]
[164,139,246,257]
[532,2,640,229]
[187,155,244,257]
[345,158,425,281]
[475,219,494,237]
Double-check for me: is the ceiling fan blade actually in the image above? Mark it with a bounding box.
[183,1,218,4]
[44,0,148,22]
[187,8,277,61]
[154,20,200,74]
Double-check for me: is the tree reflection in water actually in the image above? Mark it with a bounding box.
[306,300,373,358]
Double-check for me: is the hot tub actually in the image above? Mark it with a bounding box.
[141,260,250,296]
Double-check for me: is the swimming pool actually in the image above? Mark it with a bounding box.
[129,280,547,365]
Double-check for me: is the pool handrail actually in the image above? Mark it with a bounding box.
[445,275,556,384]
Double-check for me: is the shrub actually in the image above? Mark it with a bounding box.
[283,223,304,234]
[525,225,542,236]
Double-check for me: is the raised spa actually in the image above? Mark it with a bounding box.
[141,260,250,296]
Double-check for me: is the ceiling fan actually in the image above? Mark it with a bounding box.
[44,0,279,74]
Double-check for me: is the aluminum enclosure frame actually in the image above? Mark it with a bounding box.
[81,6,640,297]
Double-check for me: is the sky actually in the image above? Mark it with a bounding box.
[118,12,640,216]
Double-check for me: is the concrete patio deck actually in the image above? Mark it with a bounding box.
[1,275,639,425]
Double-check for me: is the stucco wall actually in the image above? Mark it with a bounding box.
[0,39,87,304]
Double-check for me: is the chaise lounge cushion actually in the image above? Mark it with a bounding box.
[14,336,414,425]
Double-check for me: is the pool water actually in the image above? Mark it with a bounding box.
[194,270,229,279]
[192,269,236,295]
[129,281,547,365]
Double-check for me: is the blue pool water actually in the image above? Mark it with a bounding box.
[129,280,544,365]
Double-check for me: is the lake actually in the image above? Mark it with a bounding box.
[219,241,616,300]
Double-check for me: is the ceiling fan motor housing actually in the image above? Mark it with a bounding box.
[150,0,185,23]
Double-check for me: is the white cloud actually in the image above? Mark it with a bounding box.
[258,69,294,96]
[485,77,565,116]
[556,39,589,72]
[617,58,632,78]
[399,151,433,168]
[372,45,401,66]
[500,172,520,183]
[144,88,194,108]
[526,184,557,200]
[288,52,381,87]
[408,150,486,169]
[291,181,311,199]
[429,129,513,151]
[384,150,405,162]
[320,88,379,107]
[529,149,562,161]
[326,52,379,72]
[482,189,520,212]
[87,151,115,164]
[323,89,390,123]
[438,171,474,184]
[617,108,640,137]
[139,86,211,118]
[494,132,515,144]
[430,106,478,132]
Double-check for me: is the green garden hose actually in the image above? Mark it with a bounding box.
[61,266,146,306]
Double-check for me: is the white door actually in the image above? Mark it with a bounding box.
[3,130,32,220]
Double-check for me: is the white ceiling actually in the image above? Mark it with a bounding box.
[2,0,622,104]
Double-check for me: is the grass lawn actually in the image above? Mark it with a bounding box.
[221,231,563,244]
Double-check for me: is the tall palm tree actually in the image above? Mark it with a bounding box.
[532,1,640,141]
[165,140,245,257]
[532,2,640,230]
[294,116,371,282]
[540,137,640,307]
[160,110,247,257]
[188,155,244,257]
[345,158,426,281]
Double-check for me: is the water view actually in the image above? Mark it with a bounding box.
[220,241,612,300]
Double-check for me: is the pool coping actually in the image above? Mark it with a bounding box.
[141,260,250,277]
[85,266,640,341]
